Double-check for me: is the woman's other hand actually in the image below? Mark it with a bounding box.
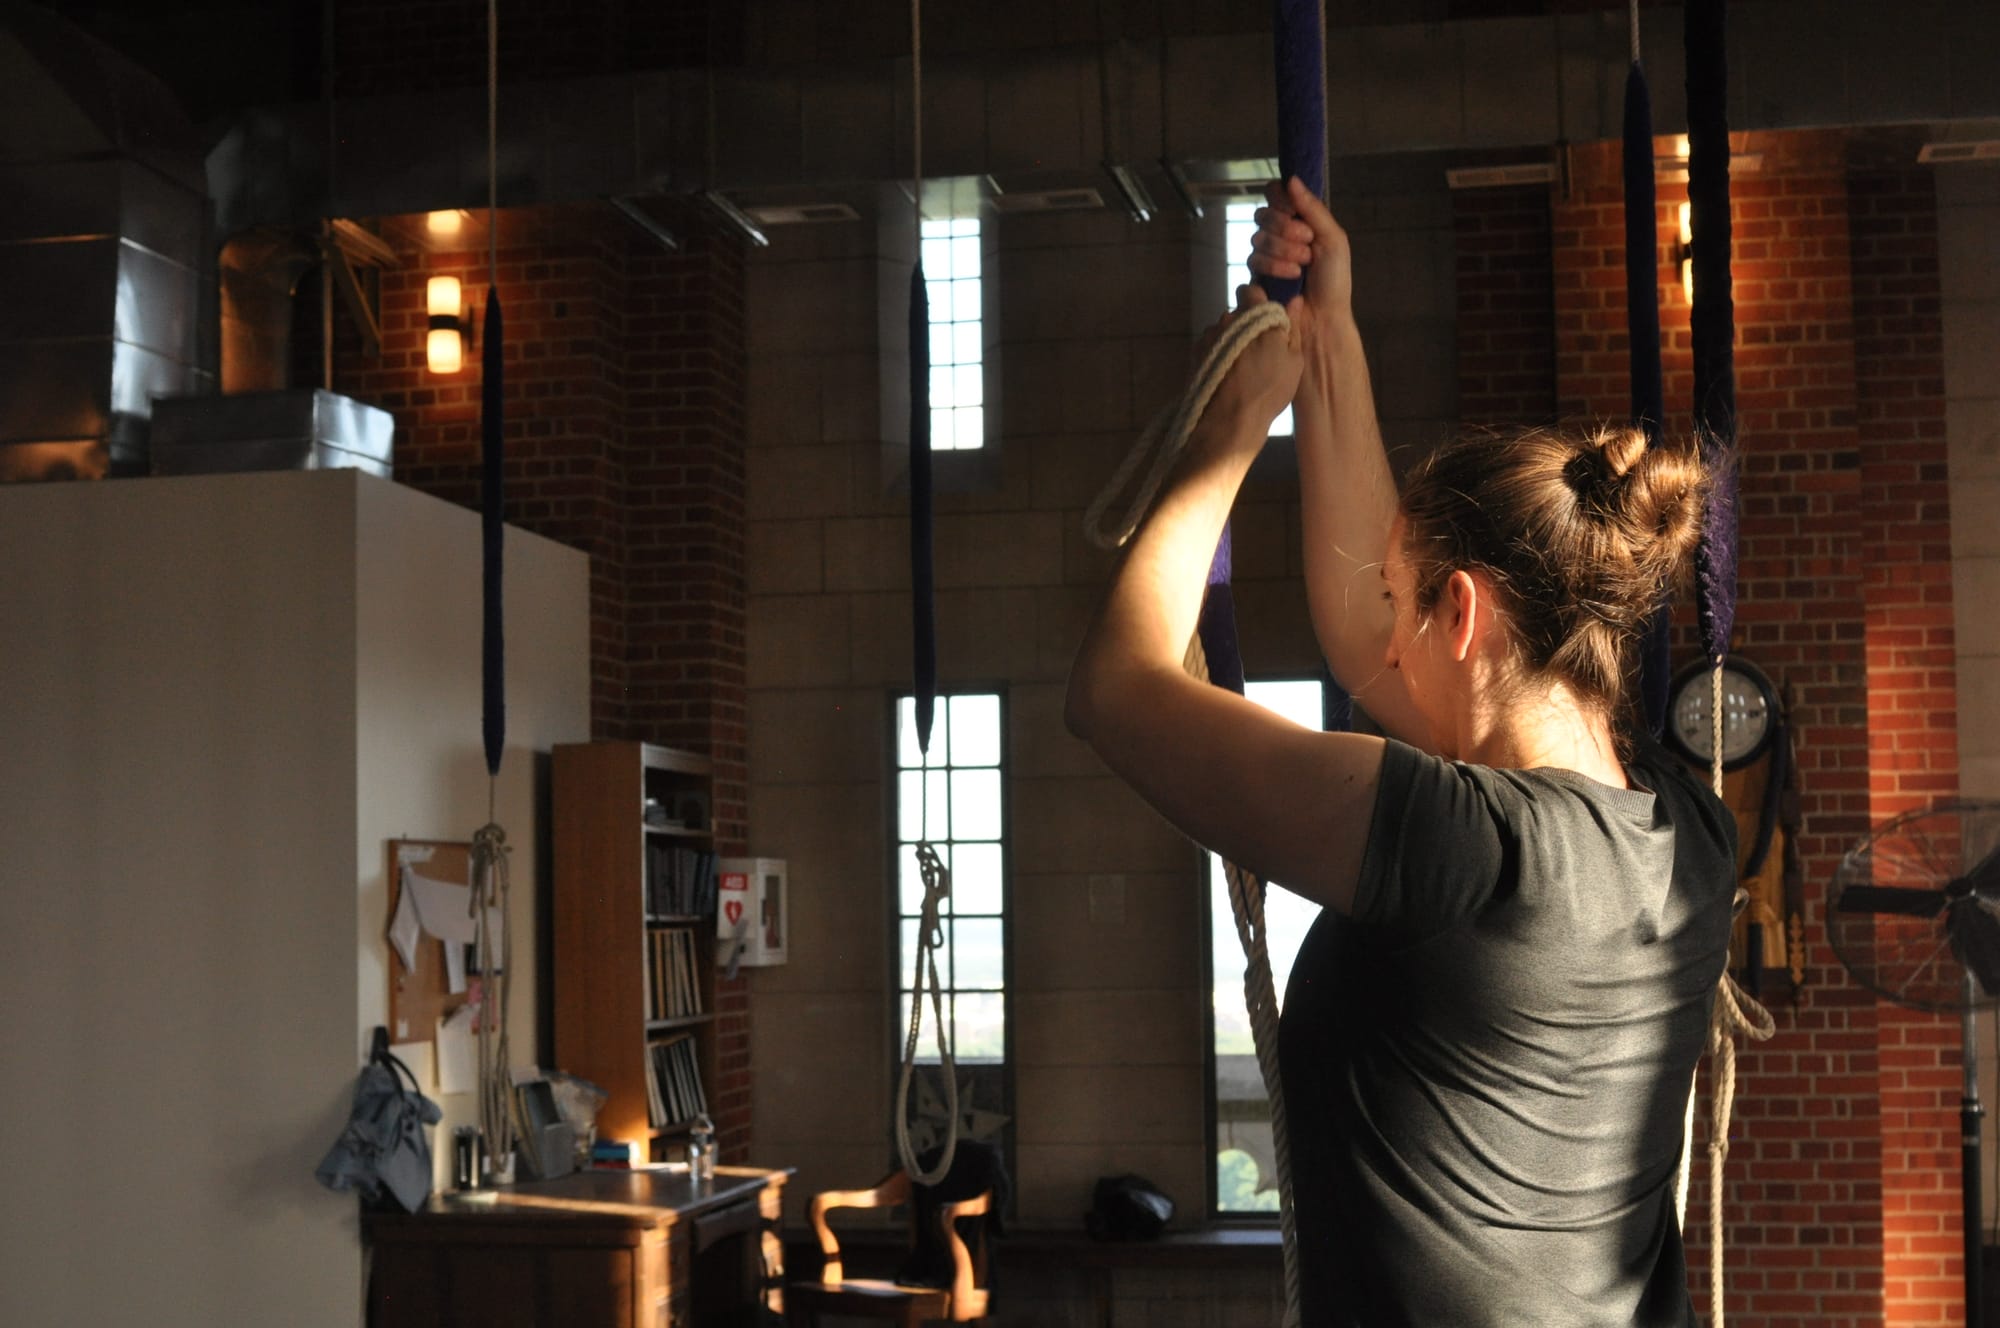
[1202,286,1302,445]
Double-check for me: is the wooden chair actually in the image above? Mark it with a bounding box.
[785,1170,992,1326]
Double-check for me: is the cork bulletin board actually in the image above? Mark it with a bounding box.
[385,839,476,1051]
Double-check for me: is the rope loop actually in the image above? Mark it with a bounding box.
[894,838,959,1186]
[1084,301,1291,550]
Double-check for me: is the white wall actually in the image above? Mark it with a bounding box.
[0,470,589,1327]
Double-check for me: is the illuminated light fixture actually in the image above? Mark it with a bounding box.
[426,275,465,374]
[1677,202,1694,305]
[426,209,465,237]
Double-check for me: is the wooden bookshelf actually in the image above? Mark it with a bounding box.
[553,741,721,1162]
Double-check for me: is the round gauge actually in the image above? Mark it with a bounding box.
[1667,654,1779,771]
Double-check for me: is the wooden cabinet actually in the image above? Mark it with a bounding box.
[367,1167,789,1328]
[554,742,721,1162]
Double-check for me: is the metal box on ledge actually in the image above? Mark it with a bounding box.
[149,389,393,478]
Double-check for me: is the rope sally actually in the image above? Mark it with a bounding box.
[894,0,959,1190]
[470,0,515,1178]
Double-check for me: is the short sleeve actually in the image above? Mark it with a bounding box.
[1352,739,1510,936]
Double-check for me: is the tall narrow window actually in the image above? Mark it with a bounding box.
[1224,201,1294,438]
[894,692,1008,1147]
[922,218,984,451]
[1211,678,1324,1213]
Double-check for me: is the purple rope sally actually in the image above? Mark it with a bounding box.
[1198,0,1332,705]
[481,287,505,777]
[1685,0,1738,661]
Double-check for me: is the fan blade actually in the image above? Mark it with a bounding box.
[1949,894,2000,998]
[1964,842,2000,898]
[1835,885,1947,918]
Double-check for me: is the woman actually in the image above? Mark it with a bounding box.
[1064,179,1735,1326]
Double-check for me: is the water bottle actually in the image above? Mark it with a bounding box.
[686,1113,717,1182]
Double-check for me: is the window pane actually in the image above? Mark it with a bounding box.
[931,406,955,451]
[931,364,957,409]
[953,363,983,408]
[951,279,980,324]
[949,217,979,238]
[899,990,949,1064]
[951,236,981,279]
[897,695,944,768]
[951,843,1003,915]
[953,992,1005,1062]
[952,322,982,364]
[1212,678,1326,1214]
[953,918,1004,989]
[930,322,955,366]
[950,769,1002,841]
[949,694,1001,767]
[952,406,983,451]
[922,236,952,278]
[899,769,950,841]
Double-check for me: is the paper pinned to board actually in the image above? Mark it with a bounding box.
[391,1039,438,1091]
[401,864,503,993]
[436,1005,478,1095]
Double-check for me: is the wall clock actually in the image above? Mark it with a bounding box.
[1666,654,1779,772]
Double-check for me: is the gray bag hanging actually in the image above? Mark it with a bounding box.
[315,1027,444,1213]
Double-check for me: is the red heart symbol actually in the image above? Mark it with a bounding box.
[725,900,744,925]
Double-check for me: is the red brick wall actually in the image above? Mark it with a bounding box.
[325,200,755,1158]
[1458,129,1961,1326]
[1453,184,1557,427]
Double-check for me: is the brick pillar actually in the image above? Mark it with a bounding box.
[624,208,753,1159]
[1852,163,1965,1328]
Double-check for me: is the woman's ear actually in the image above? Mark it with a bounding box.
[1441,569,1480,663]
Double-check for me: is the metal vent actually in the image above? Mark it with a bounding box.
[992,187,1105,213]
[1654,152,1763,182]
[1446,162,1559,189]
[743,202,863,226]
[1188,179,1271,201]
[1919,140,2000,163]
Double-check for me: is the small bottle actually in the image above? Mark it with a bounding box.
[686,1113,716,1183]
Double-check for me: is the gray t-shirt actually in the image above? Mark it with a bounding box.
[1279,734,1735,1327]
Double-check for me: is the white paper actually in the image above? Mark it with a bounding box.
[391,1039,437,1091]
[387,885,422,972]
[402,864,503,995]
[436,1005,478,1095]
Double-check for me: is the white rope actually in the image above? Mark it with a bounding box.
[487,0,498,284]
[472,822,514,1175]
[1677,656,1774,1328]
[1083,300,1291,550]
[894,836,959,1186]
[1629,0,1642,65]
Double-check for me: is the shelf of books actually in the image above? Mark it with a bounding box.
[553,741,721,1163]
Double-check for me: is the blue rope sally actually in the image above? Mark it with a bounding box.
[1622,56,1674,734]
[1685,0,1738,661]
[908,265,936,752]
[1198,0,1332,709]
[481,287,506,777]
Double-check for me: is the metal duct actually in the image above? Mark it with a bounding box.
[0,5,208,480]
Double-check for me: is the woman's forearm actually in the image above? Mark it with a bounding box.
[1293,313,1400,691]
[1065,404,1265,741]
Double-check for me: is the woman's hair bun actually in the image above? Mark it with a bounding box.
[1563,426,1648,515]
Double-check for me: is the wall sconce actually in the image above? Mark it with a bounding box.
[426,275,464,374]
[1677,202,1694,304]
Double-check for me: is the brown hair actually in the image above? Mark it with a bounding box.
[1396,424,1709,719]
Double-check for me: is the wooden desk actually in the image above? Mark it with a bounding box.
[368,1165,791,1328]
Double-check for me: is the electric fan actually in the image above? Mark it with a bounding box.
[1828,799,2000,1325]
